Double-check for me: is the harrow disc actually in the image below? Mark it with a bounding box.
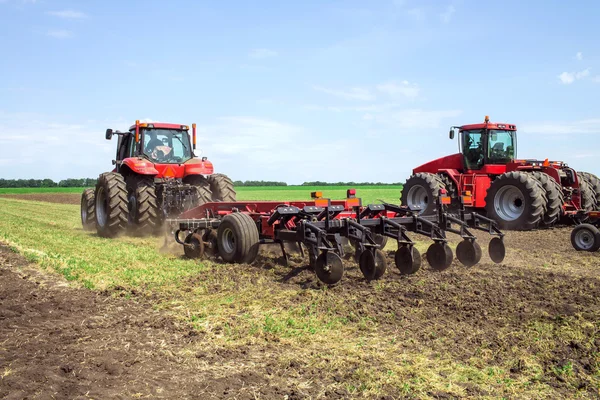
[202,230,219,257]
[426,242,453,271]
[488,237,506,263]
[184,233,205,259]
[394,245,422,275]
[456,240,482,267]
[359,249,387,281]
[314,252,344,285]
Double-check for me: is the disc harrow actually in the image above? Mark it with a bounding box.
[169,189,506,285]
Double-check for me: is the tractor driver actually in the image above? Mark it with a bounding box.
[144,131,163,154]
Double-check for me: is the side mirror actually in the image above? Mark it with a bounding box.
[112,160,117,165]
[105,129,113,140]
[449,128,455,140]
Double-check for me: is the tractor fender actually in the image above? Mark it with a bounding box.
[184,158,214,176]
[121,158,159,175]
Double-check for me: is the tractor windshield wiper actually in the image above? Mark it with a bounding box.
[173,134,188,152]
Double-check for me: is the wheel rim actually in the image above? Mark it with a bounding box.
[574,229,595,251]
[221,228,235,253]
[96,187,107,227]
[407,185,428,212]
[494,185,524,221]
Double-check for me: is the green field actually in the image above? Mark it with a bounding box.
[0,185,403,204]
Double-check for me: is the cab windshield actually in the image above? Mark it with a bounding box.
[142,129,192,163]
[461,129,515,169]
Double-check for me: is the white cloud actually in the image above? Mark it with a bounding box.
[46,9,86,19]
[376,80,420,98]
[248,48,278,59]
[520,119,600,135]
[440,5,455,23]
[313,85,375,101]
[558,68,590,84]
[576,52,583,61]
[46,29,72,39]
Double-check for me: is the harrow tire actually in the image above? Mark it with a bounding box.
[401,172,445,215]
[217,212,259,264]
[571,224,600,252]
[80,188,96,231]
[531,172,564,227]
[578,172,600,210]
[426,242,453,271]
[95,172,128,238]
[456,240,482,267]
[484,171,547,230]
[314,252,344,285]
[395,245,422,275]
[206,173,236,202]
[128,180,161,236]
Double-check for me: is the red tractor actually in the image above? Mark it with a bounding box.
[80,120,236,237]
[401,116,600,230]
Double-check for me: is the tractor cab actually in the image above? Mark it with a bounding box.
[449,116,517,172]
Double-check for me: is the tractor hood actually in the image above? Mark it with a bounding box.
[413,153,463,174]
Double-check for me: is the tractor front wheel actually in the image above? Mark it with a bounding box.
[484,171,547,230]
[95,173,128,238]
[401,172,444,215]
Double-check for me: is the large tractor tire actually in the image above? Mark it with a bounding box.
[437,173,460,213]
[217,212,259,264]
[401,172,445,215]
[183,175,213,208]
[80,188,96,231]
[531,172,564,227]
[484,171,547,230]
[128,180,161,235]
[578,172,600,210]
[206,173,236,202]
[95,173,128,238]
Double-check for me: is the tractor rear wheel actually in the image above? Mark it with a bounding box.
[128,180,161,235]
[80,188,96,231]
[401,172,445,215]
[577,174,596,212]
[206,173,236,202]
[532,172,564,227]
[184,176,213,207]
[578,172,600,210]
[484,171,547,230]
[217,212,259,264]
[95,173,128,238]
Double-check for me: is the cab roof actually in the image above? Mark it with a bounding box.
[459,122,517,131]
[128,122,188,130]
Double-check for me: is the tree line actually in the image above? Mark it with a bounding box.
[0,178,403,188]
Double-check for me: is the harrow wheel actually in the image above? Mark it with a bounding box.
[394,245,422,275]
[426,242,453,271]
[455,240,482,267]
[488,237,506,263]
[217,213,259,264]
[571,224,600,252]
[184,233,205,259]
[314,252,344,285]
[358,249,387,281]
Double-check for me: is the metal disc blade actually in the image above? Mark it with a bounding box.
[315,252,344,285]
[456,240,482,267]
[372,249,388,280]
[395,246,421,275]
[359,249,376,281]
[488,237,506,264]
[184,233,205,259]
[426,242,453,271]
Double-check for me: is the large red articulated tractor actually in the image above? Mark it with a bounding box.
[81,120,236,237]
[401,116,600,230]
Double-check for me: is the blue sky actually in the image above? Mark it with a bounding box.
[1,0,599,184]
